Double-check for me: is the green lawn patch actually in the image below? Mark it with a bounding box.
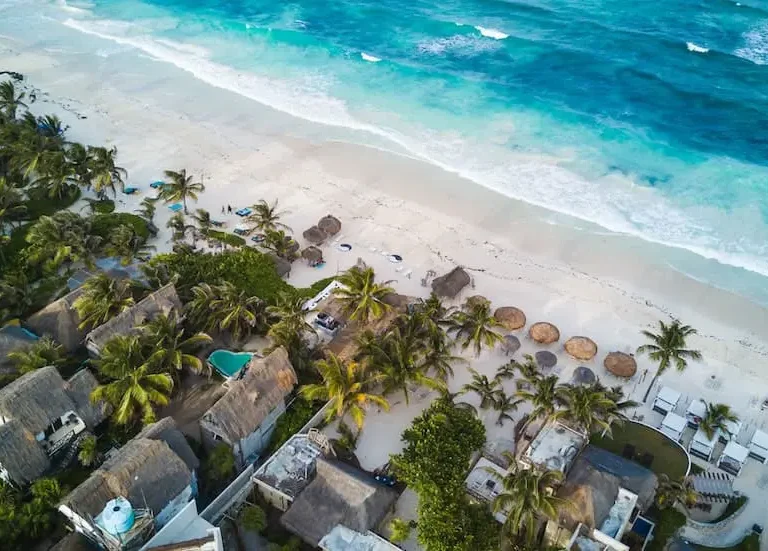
[90,212,150,240]
[590,421,689,479]
[693,533,759,551]
[204,229,245,247]
[711,495,748,524]
[24,186,81,219]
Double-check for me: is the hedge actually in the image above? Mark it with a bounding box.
[204,229,246,247]
[90,212,150,240]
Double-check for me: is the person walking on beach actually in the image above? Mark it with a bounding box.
[221,205,225,214]
[227,205,232,214]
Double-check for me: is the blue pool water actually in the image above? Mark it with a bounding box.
[6,0,768,300]
[207,349,253,379]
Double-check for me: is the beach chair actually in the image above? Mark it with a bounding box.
[235,207,252,217]
[123,186,138,195]
[149,181,165,189]
[168,203,183,212]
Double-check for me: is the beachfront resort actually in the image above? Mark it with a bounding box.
[0,74,766,551]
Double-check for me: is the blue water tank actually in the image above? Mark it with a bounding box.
[100,497,135,535]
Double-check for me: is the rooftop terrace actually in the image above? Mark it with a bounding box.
[252,432,326,500]
[522,421,586,474]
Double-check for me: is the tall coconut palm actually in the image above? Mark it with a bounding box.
[493,390,519,426]
[265,292,314,335]
[0,177,26,234]
[34,151,77,199]
[72,273,136,330]
[192,208,212,235]
[187,282,267,344]
[462,367,503,412]
[77,435,100,468]
[436,388,477,414]
[0,81,26,120]
[655,474,697,509]
[334,266,394,324]
[7,336,65,374]
[88,146,127,197]
[166,211,189,243]
[264,320,313,375]
[160,169,205,214]
[262,229,298,260]
[515,374,563,430]
[0,272,39,321]
[91,334,174,425]
[638,319,702,401]
[447,299,504,356]
[700,402,739,440]
[555,384,623,437]
[420,339,465,382]
[135,197,157,224]
[25,211,101,271]
[66,142,92,188]
[300,353,389,429]
[104,224,155,264]
[140,313,212,376]
[246,199,290,232]
[491,463,568,545]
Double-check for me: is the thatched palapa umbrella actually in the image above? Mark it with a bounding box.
[501,334,521,356]
[571,366,596,386]
[269,254,292,277]
[564,336,598,361]
[494,306,526,331]
[466,295,490,309]
[604,351,637,378]
[301,246,323,265]
[431,267,470,298]
[318,215,341,236]
[535,350,558,369]
[303,225,327,245]
[529,322,560,344]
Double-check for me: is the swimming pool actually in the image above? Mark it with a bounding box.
[207,350,253,379]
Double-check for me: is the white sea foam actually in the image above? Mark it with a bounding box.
[686,42,709,53]
[417,35,501,56]
[56,0,91,16]
[735,22,768,64]
[361,52,381,62]
[474,26,508,40]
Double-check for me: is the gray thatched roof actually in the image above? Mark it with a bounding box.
[50,532,93,551]
[0,420,50,486]
[25,287,87,352]
[280,458,397,546]
[200,348,297,444]
[138,417,199,471]
[317,215,341,236]
[431,267,470,298]
[0,366,78,434]
[301,246,323,263]
[60,421,195,519]
[86,284,182,353]
[66,369,110,429]
[0,326,39,370]
[269,254,292,278]
[302,226,327,245]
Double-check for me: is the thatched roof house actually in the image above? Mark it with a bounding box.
[0,325,39,372]
[317,215,341,236]
[85,283,182,355]
[59,418,198,527]
[431,267,470,298]
[200,348,297,449]
[0,366,108,486]
[302,226,327,245]
[280,458,397,546]
[25,287,87,352]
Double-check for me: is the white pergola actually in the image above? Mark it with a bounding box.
[689,428,718,461]
[748,429,768,464]
[685,399,707,428]
[660,412,686,442]
[653,386,681,415]
[718,441,749,476]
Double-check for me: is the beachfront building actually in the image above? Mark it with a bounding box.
[0,366,108,487]
[24,286,87,353]
[748,429,768,464]
[659,412,687,442]
[139,500,223,551]
[84,283,182,356]
[720,418,743,444]
[199,347,297,468]
[652,386,681,415]
[517,420,587,475]
[465,456,509,524]
[59,417,199,551]
[547,446,658,551]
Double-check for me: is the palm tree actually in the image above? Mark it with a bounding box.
[77,435,100,467]
[72,273,136,330]
[265,292,313,335]
[447,299,503,356]
[135,197,158,223]
[8,336,65,374]
[655,474,697,509]
[91,335,174,425]
[555,384,623,437]
[436,388,477,414]
[166,211,188,243]
[0,81,26,119]
[140,313,212,376]
[491,463,567,545]
[638,319,702,401]
[246,199,290,232]
[66,142,92,189]
[187,282,267,344]
[462,367,502,411]
[192,208,212,235]
[88,146,127,197]
[300,353,389,429]
[334,266,394,324]
[515,374,563,430]
[25,211,101,271]
[700,402,739,440]
[160,169,205,214]
[493,391,519,426]
[0,177,26,234]
[262,229,298,260]
[421,339,465,382]
[34,151,77,199]
[104,224,155,264]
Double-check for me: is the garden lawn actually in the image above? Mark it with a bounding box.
[590,421,689,479]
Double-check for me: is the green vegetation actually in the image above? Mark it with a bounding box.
[710,495,748,524]
[265,397,322,455]
[0,478,64,551]
[646,507,687,551]
[239,504,267,533]
[591,420,689,479]
[693,534,759,551]
[91,212,150,240]
[638,319,703,401]
[204,228,245,247]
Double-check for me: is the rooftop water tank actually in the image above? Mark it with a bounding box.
[100,497,135,535]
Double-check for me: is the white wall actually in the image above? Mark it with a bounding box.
[237,401,287,466]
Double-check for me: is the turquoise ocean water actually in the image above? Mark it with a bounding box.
[4,0,768,301]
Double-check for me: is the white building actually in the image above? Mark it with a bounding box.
[519,421,587,474]
[685,399,707,428]
[140,500,223,551]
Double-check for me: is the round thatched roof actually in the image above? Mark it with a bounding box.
[501,334,521,355]
[302,226,327,245]
[431,267,470,298]
[466,295,490,309]
[604,352,637,378]
[571,366,596,386]
[529,322,560,344]
[494,306,526,331]
[318,215,341,236]
[286,238,300,255]
[535,350,558,369]
[564,336,598,361]
[301,246,323,263]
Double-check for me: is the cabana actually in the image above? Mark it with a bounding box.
[689,428,718,461]
[603,352,637,378]
[652,387,681,415]
[494,307,526,331]
[718,441,749,476]
[571,366,597,386]
[685,399,706,428]
[748,429,768,464]
[720,418,743,444]
[303,226,327,245]
[317,215,341,236]
[529,322,560,345]
[659,412,686,442]
[301,246,324,266]
[564,336,598,361]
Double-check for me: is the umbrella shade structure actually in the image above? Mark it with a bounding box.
[286,238,300,255]
[564,336,598,361]
[529,322,560,344]
[465,295,490,309]
[317,215,341,236]
[301,246,324,264]
[604,352,637,378]
[571,366,596,386]
[535,350,558,369]
[501,334,521,356]
[303,225,328,244]
[431,267,470,298]
[269,254,292,278]
[494,306,526,331]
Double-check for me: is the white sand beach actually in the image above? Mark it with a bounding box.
[4,19,768,546]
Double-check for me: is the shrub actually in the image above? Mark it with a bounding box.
[204,229,245,247]
[239,504,267,533]
[90,212,150,241]
[91,199,115,214]
[389,518,414,544]
[265,398,321,454]
[24,186,81,219]
[647,507,686,551]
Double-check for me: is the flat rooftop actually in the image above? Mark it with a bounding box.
[253,434,324,499]
[523,422,586,473]
[465,457,506,504]
[319,525,400,551]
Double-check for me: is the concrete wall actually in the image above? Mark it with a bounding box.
[237,401,286,466]
[155,476,197,528]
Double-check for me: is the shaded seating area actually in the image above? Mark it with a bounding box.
[718,441,749,476]
[301,245,324,267]
[535,350,558,369]
[564,336,598,361]
[603,351,637,378]
[318,214,342,236]
[659,412,686,442]
[494,306,526,331]
[303,225,327,245]
[529,321,560,344]
[431,266,470,298]
[571,366,597,386]
[501,334,521,356]
[689,428,718,461]
[685,398,706,428]
[653,386,681,415]
[748,429,768,463]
